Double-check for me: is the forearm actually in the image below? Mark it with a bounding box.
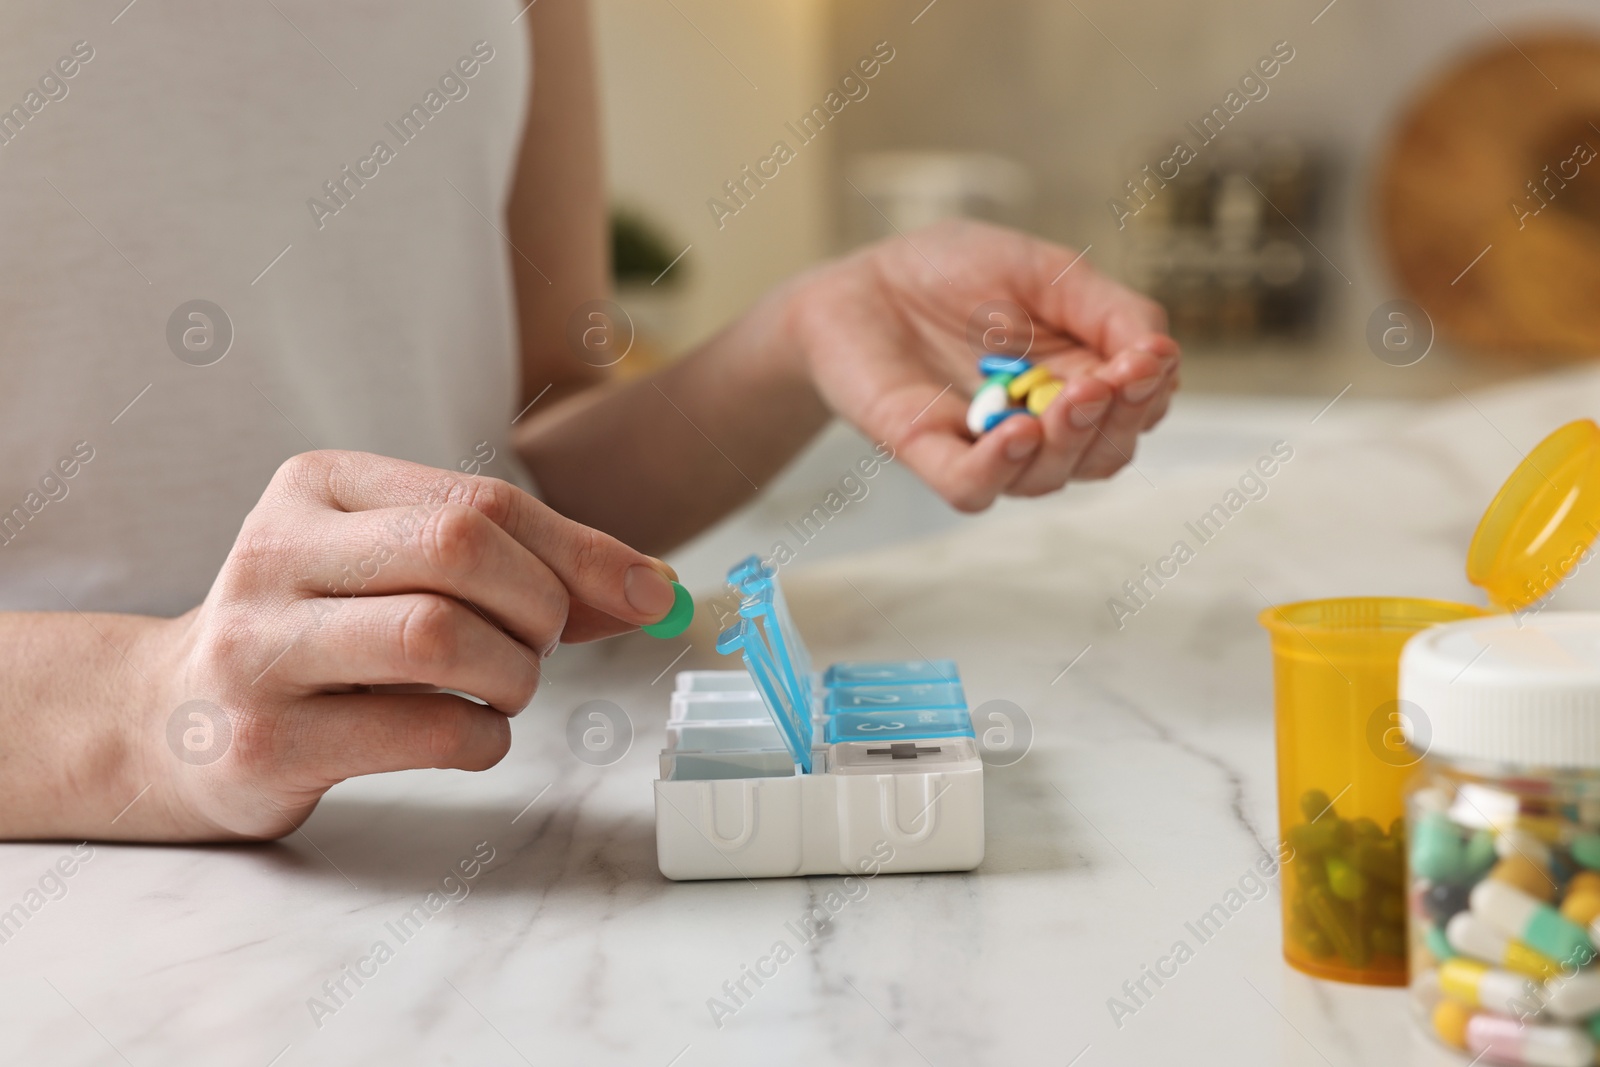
[515,279,831,553]
[503,0,826,548]
[0,611,180,840]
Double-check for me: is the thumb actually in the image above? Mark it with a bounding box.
[516,504,681,629]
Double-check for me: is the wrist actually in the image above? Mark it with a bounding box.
[778,247,886,411]
[743,269,822,398]
[112,611,230,840]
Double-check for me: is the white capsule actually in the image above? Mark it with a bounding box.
[1440,957,1542,1017]
[965,381,1010,436]
[1545,970,1600,1021]
[1412,786,1451,814]
[1450,911,1513,963]
[1474,879,1540,928]
[1466,1013,1594,1067]
[1497,827,1554,867]
[1579,796,1600,828]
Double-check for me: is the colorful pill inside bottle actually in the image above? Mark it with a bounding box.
[1438,957,1542,1016]
[1401,613,1600,1065]
[1464,1014,1594,1067]
[1444,912,1561,981]
[1469,881,1596,967]
[1276,786,1409,980]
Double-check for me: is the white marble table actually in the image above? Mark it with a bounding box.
[8,366,1600,1066]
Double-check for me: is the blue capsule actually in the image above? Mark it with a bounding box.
[983,408,1028,432]
[979,353,1032,377]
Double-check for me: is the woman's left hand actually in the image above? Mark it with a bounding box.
[788,219,1180,512]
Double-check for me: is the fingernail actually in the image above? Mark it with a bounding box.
[1004,435,1039,462]
[541,639,559,660]
[649,556,679,582]
[1122,375,1162,404]
[1069,397,1110,429]
[625,564,677,620]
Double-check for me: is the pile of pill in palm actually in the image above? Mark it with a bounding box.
[1411,786,1600,1067]
[964,354,1065,437]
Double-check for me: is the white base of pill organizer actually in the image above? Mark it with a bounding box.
[654,765,984,880]
[655,670,985,881]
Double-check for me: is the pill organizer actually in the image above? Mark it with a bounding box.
[653,556,985,881]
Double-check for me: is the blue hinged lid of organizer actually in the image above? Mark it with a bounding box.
[715,556,816,772]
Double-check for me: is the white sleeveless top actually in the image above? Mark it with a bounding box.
[0,2,533,616]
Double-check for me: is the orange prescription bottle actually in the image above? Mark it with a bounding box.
[1261,419,1600,986]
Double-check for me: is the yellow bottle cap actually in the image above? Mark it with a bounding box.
[1466,419,1600,613]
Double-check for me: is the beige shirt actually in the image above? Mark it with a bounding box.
[0,1,532,615]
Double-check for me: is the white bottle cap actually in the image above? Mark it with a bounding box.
[1399,613,1600,769]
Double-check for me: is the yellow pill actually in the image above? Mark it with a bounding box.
[1006,366,1054,402]
[1570,871,1600,898]
[1026,380,1064,415]
[1438,957,1490,1005]
[1515,815,1565,844]
[1562,889,1600,927]
[1433,998,1471,1050]
[1490,854,1556,901]
[1505,940,1562,981]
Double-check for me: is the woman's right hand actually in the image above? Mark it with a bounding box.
[134,451,680,841]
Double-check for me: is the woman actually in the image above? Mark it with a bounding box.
[0,1,1177,840]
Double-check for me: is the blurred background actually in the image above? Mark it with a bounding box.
[586,0,1600,582]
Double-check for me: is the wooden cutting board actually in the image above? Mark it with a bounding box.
[1376,32,1600,357]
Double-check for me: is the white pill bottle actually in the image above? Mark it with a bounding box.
[1400,613,1600,1067]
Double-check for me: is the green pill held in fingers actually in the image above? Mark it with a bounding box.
[642,581,694,639]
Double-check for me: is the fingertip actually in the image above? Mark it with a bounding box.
[1105,348,1164,383]
[997,416,1043,463]
[1061,373,1112,406]
[462,710,513,771]
[420,700,513,771]
[942,419,1039,512]
[1037,388,1086,436]
[641,581,694,639]
[1135,334,1182,360]
[1063,390,1112,431]
[624,564,678,623]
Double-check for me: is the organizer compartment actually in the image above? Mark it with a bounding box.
[824,707,977,744]
[659,749,795,782]
[824,681,968,713]
[667,720,785,752]
[668,691,772,722]
[653,556,985,880]
[674,670,758,693]
[823,659,960,686]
